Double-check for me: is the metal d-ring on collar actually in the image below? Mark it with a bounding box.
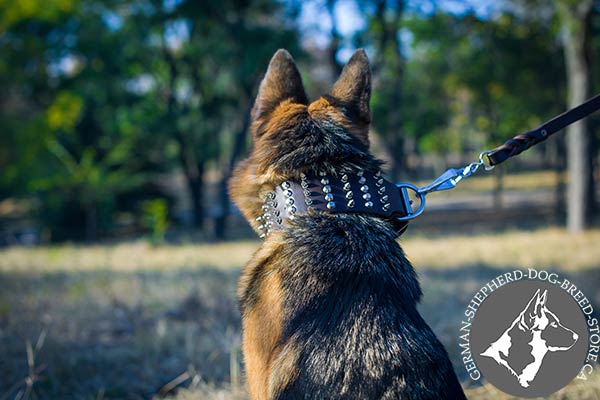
[395,151,495,222]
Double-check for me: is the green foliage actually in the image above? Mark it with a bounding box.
[142,198,168,245]
[0,0,303,240]
[402,11,565,155]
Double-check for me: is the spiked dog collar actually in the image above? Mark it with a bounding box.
[256,170,418,238]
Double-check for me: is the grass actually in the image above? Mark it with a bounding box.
[3,228,599,273]
[0,228,599,399]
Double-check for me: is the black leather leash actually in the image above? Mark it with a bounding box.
[485,93,600,166]
[397,92,600,220]
[259,93,600,239]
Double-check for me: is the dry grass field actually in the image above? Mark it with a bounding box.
[1,228,599,399]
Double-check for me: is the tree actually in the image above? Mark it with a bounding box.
[556,0,595,232]
[143,0,303,235]
[355,0,407,180]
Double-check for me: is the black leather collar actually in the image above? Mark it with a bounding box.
[256,170,412,238]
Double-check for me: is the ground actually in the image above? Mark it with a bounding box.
[1,228,599,399]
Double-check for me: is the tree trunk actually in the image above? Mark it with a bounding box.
[185,161,205,229]
[85,202,97,242]
[550,134,567,218]
[214,105,251,240]
[493,165,504,210]
[326,0,343,76]
[372,0,406,181]
[557,0,594,232]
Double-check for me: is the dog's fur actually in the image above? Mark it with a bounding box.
[229,49,466,399]
[481,289,579,388]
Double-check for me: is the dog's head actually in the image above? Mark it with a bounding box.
[520,289,578,351]
[229,49,383,232]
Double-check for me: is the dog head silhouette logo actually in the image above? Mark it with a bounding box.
[480,289,579,388]
[470,281,589,398]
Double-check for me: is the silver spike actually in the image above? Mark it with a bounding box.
[375,171,381,177]
[378,186,386,195]
[363,193,371,201]
[257,224,266,231]
[256,215,263,222]
[357,170,364,177]
[259,233,267,239]
[360,185,369,193]
[305,198,313,206]
[343,182,351,191]
[320,177,329,185]
[265,192,276,199]
[365,201,373,208]
[345,191,353,199]
[285,197,295,206]
[324,193,334,202]
[261,205,269,212]
[327,201,336,209]
[341,174,349,183]
[358,176,366,184]
[380,195,389,203]
[382,203,391,211]
[284,189,293,197]
[376,178,384,187]
[281,181,291,189]
[347,199,355,208]
[323,185,332,194]
[287,205,297,214]
[275,217,283,224]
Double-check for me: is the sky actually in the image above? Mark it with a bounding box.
[298,0,501,62]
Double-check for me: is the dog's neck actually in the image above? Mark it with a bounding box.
[255,170,411,238]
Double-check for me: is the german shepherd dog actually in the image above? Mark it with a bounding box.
[229,49,466,399]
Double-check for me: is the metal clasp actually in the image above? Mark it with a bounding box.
[394,150,494,221]
[395,183,426,221]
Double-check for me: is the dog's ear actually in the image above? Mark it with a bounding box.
[251,49,308,125]
[536,289,548,315]
[329,49,371,136]
[520,289,542,329]
[534,290,548,315]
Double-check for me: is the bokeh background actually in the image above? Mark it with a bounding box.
[1,0,600,399]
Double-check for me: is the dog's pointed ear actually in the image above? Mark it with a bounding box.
[520,289,541,329]
[534,289,547,317]
[538,289,548,306]
[251,49,308,124]
[329,49,371,131]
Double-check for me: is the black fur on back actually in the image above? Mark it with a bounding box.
[272,213,466,399]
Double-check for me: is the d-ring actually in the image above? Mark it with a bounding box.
[395,183,426,221]
[479,150,495,171]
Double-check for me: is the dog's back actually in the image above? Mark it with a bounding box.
[231,49,466,399]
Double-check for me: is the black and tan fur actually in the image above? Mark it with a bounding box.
[229,49,466,399]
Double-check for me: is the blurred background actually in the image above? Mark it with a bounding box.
[1,0,600,399]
